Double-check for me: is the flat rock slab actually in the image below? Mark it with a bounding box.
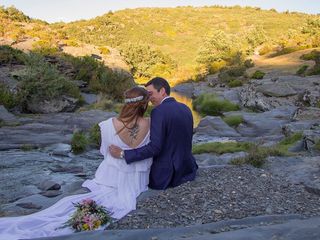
[265,156,320,195]
[32,215,320,240]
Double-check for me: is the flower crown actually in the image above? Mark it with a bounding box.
[124,95,144,103]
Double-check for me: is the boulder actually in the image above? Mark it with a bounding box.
[0,105,18,122]
[239,85,273,111]
[26,96,79,113]
[194,116,241,138]
[256,83,297,97]
[230,107,296,137]
[292,107,320,121]
[172,82,194,98]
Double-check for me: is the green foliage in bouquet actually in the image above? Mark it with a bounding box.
[62,199,112,232]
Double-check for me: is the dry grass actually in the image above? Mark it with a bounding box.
[248,48,319,76]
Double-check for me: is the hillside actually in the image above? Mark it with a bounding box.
[1,5,320,84]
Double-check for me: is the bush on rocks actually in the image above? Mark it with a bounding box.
[71,131,88,154]
[192,93,240,116]
[227,79,243,88]
[61,54,134,101]
[296,65,309,76]
[192,141,252,155]
[314,140,320,151]
[17,53,81,111]
[222,115,244,127]
[231,146,285,168]
[251,70,265,79]
[0,45,26,65]
[278,132,303,152]
[0,84,18,109]
[89,123,101,148]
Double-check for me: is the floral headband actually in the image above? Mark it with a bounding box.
[124,96,144,103]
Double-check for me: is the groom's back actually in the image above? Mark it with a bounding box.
[149,97,197,189]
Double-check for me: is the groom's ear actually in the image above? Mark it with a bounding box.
[160,87,166,96]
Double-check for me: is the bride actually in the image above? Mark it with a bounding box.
[0,86,152,239]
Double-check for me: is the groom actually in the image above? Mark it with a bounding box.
[109,77,198,190]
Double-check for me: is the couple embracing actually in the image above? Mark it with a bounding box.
[0,77,197,239]
[109,76,198,190]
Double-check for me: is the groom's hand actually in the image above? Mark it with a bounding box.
[109,145,123,159]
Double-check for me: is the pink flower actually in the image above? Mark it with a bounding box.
[82,198,94,205]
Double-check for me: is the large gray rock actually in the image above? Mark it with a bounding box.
[256,82,297,97]
[172,82,194,98]
[194,152,247,168]
[292,107,320,121]
[80,93,98,104]
[0,110,115,150]
[194,116,241,138]
[229,107,296,137]
[266,156,320,196]
[26,96,79,114]
[239,85,273,111]
[0,105,18,122]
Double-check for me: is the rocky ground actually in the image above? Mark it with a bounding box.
[109,166,320,230]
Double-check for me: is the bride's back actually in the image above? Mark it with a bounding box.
[112,117,150,148]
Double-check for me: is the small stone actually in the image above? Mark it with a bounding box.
[16,202,42,210]
[214,210,223,214]
[40,190,63,198]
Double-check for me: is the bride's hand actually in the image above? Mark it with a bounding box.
[109,145,123,159]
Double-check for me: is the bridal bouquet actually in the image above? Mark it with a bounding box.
[63,198,112,232]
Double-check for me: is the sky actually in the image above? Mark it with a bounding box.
[1,0,319,23]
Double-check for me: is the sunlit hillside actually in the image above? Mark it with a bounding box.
[1,5,320,84]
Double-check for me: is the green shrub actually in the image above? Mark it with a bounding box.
[193,93,240,116]
[192,141,252,155]
[244,59,254,68]
[251,70,265,79]
[71,131,88,154]
[218,65,247,84]
[230,145,285,168]
[20,144,36,151]
[119,42,176,79]
[258,44,275,55]
[296,65,309,76]
[300,50,320,61]
[277,132,303,152]
[61,54,133,100]
[227,79,243,88]
[207,60,227,74]
[222,115,244,127]
[0,84,18,109]
[314,140,320,151]
[2,6,30,22]
[270,46,307,57]
[0,45,26,64]
[18,53,81,110]
[89,124,101,147]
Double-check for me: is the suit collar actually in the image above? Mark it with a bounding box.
[161,96,175,104]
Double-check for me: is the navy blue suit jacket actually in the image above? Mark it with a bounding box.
[124,97,198,190]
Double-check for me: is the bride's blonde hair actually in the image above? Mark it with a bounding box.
[117,86,149,134]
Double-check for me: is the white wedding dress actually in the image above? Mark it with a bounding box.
[0,118,152,240]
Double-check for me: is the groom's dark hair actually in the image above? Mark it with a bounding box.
[145,77,170,95]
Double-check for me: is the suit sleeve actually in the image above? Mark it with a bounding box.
[124,107,165,164]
